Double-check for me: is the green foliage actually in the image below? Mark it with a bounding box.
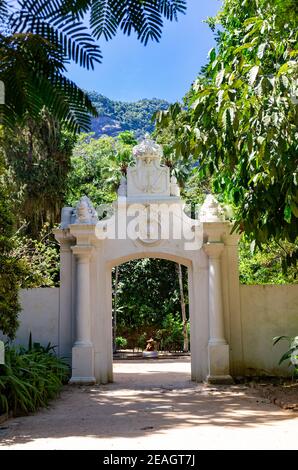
[66,133,116,207]
[11,224,60,288]
[114,258,188,330]
[89,92,170,139]
[273,335,298,376]
[65,131,136,207]
[70,0,187,46]
[2,111,76,237]
[136,332,148,351]
[115,336,128,350]
[0,157,28,339]
[0,1,100,131]
[156,314,190,352]
[239,239,298,284]
[1,0,184,131]
[155,0,298,256]
[0,343,69,415]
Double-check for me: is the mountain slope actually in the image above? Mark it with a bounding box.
[88,92,170,139]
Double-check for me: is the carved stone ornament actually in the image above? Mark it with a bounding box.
[74,196,98,224]
[200,194,225,222]
[127,135,170,197]
[170,174,180,197]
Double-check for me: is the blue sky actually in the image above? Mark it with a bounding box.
[66,1,222,103]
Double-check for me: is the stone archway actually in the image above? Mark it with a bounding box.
[54,137,241,385]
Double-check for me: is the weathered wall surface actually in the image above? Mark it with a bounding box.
[239,285,298,376]
[0,288,60,351]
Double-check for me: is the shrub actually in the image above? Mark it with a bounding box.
[0,157,28,339]
[136,332,147,351]
[0,343,69,415]
[273,335,298,377]
[115,336,127,350]
[156,314,189,352]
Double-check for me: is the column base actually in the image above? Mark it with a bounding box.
[69,376,96,385]
[208,342,231,377]
[71,344,95,384]
[206,374,234,385]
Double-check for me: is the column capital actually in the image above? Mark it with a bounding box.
[203,242,224,259]
[71,245,94,260]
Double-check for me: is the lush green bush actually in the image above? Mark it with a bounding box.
[136,332,148,351]
[273,335,298,377]
[115,336,127,350]
[0,157,29,339]
[156,314,190,352]
[239,239,298,285]
[12,224,60,288]
[0,343,69,415]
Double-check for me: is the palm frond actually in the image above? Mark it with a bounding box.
[0,0,186,131]
[0,33,96,132]
[11,1,102,70]
[68,0,187,44]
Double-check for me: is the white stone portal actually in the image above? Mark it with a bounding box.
[54,138,240,384]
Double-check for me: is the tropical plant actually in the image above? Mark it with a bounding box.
[273,335,298,376]
[65,131,136,208]
[115,258,188,330]
[239,238,298,284]
[0,0,186,131]
[136,332,148,351]
[0,343,69,415]
[155,0,298,262]
[156,314,189,352]
[1,112,76,237]
[0,156,28,339]
[115,336,128,350]
[11,224,60,288]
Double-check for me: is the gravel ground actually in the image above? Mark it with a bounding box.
[0,358,298,450]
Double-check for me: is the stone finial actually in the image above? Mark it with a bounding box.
[132,134,163,164]
[61,207,75,229]
[75,196,98,224]
[200,194,225,222]
[117,176,127,197]
[170,174,180,197]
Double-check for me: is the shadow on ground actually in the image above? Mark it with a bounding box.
[0,359,296,447]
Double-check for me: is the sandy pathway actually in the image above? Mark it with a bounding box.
[0,358,297,450]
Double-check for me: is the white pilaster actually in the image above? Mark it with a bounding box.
[70,245,95,384]
[204,242,233,384]
[53,229,75,361]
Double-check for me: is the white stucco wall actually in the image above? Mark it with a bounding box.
[2,285,298,377]
[240,285,298,376]
[0,288,60,350]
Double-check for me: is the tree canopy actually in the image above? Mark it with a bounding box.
[0,0,186,132]
[155,0,298,259]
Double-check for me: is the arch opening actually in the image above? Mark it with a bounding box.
[110,257,191,384]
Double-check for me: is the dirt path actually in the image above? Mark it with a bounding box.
[0,358,297,450]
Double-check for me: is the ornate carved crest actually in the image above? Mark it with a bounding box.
[127,136,170,197]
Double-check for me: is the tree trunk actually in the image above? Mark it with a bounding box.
[113,266,119,353]
[177,263,189,352]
